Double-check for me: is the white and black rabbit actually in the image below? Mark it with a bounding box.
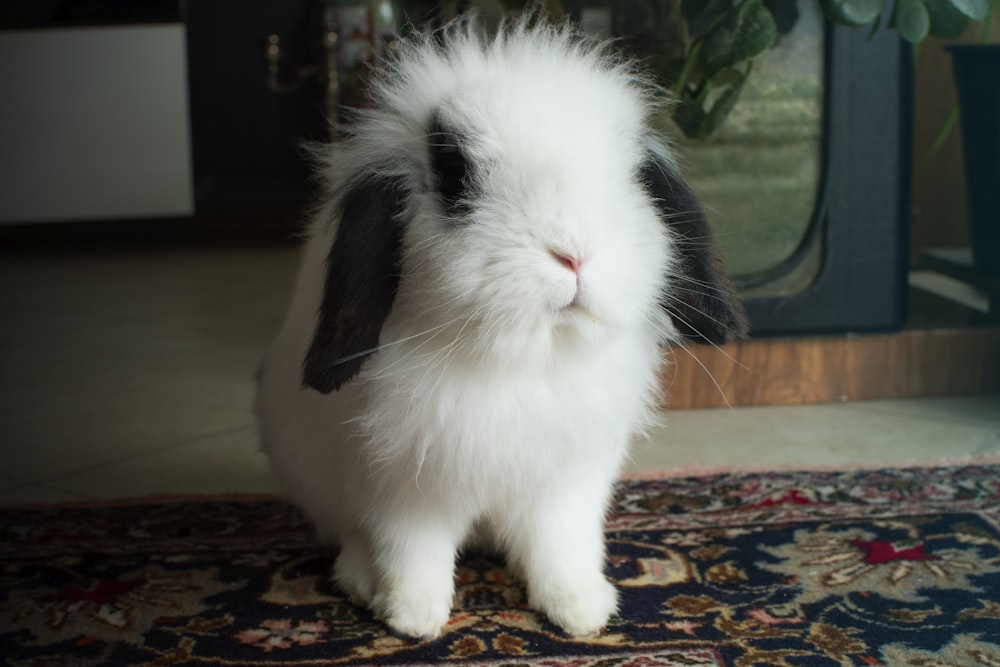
[256,14,748,639]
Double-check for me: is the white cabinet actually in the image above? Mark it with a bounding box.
[0,24,194,223]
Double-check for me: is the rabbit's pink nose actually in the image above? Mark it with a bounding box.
[550,249,582,274]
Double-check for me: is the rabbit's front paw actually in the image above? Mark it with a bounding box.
[532,576,618,637]
[374,586,453,639]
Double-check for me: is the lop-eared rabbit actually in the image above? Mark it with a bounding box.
[257,14,747,639]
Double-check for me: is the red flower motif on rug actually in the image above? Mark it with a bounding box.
[850,539,938,564]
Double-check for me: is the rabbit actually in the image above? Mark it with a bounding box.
[256,13,748,640]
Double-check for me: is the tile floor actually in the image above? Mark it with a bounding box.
[1,241,998,505]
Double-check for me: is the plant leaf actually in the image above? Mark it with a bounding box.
[820,0,886,25]
[949,0,992,19]
[675,41,705,98]
[917,106,959,171]
[701,0,777,78]
[710,67,745,86]
[922,0,970,37]
[891,0,931,41]
[732,0,778,61]
[672,98,708,139]
[867,12,885,38]
[699,75,749,138]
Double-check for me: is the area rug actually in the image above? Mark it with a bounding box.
[2,465,1000,666]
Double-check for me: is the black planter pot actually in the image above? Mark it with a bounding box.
[948,44,1000,274]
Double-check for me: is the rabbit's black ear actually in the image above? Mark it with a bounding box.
[303,175,408,393]
[642,153,750,344]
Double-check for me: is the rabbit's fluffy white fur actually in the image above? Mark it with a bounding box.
[257,15,747,639]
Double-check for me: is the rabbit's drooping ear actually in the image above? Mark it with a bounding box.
[303,176,408,394]
[642,153,750,344]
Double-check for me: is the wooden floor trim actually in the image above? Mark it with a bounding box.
[661,327,1000,409]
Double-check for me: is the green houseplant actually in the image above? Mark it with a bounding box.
[625,0,998,274]
[642,0,997,140]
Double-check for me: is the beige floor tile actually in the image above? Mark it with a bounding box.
[2,308,266,489]
[626,398,1000,474]
[0,483,87,505]
[0,405,256,485]
[0,326,261,482]
[0,476,23,493]
[46,426,281,500]
[836,394,1000,429]
[0,245,298,343]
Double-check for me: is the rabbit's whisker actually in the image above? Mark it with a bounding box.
[333,318,460,367]
[664,305,749,374]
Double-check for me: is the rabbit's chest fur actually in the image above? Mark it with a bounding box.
[352,321,663,509]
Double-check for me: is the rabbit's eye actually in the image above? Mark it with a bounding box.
[428,114,474,219]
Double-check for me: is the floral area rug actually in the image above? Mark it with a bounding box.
[2,464,1000,666]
